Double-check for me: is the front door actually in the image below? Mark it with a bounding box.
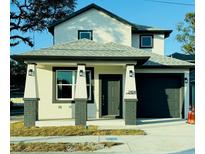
[100,75,122,118]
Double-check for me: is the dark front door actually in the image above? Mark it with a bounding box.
[100,75,122,118]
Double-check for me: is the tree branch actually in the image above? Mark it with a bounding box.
[10,35,33,47]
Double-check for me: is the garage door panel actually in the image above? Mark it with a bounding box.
[136,73,183,118]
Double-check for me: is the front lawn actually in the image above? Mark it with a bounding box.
[11,122,146,136]
[11,142,123,152]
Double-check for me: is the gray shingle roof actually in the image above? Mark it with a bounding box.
[168,52,195,62]
[21,39,149,58]
[14,39,194,67]
[144,53,194,67]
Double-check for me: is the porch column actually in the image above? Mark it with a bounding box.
[75,64,87,125]
[23,63,39,127]
[124,65,138,125]
[184,71,190,119]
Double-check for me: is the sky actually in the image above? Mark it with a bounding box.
[10,0,195,55]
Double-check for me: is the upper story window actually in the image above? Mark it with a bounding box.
[78,30,93,40]
[140,35,153,48]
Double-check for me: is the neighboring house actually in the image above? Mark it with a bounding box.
[11,3,194,127]
[169,52,195,107]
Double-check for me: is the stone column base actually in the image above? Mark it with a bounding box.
[23,98,39,127]
[125,100,137,125]
[75,100,87,126]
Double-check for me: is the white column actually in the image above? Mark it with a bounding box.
[184,71,190,119]
[23,63,39,127]
[124,65,137,101]
[74,64,87,125]
[75,65,87,100]
[124,65,138,125]
[24,63,38,98]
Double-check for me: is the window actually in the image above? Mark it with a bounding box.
[86,71,92,100]
[78,30,93,40]
[56,70,75,100]
[56,70,92,100]
[140,35,153,48]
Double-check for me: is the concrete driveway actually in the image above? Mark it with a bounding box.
[98,119,195,153]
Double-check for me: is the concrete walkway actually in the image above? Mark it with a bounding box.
[11,120,195,153]
[10,115,24,123]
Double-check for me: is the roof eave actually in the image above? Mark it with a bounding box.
[139,65,195,69]
[11,55,150,63]
[132,29,173,38]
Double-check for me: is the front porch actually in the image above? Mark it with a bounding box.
[23,62,139,127]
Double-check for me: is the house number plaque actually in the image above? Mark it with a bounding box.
[126,90,136,95]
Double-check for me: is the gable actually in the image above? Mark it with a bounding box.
[48,3,135,34]
[54,8,132,46]
[48,3,172,38]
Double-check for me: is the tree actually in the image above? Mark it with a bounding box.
[10,0,77,47]
[10,59,26,87]
[176,12,195,54]
[10,59,27,102]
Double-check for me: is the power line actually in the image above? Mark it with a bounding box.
[143,0,195,6]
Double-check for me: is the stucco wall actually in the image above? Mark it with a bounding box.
[36,64,189,120]
[132,33,165,55]
[54,8,132,46]
[37,64,125,120]
[37,65,95,120]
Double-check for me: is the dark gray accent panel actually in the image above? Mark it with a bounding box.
[75,100,87,125]
[125,101,137,125]
[135,73,184,118]
[24,98,39,127]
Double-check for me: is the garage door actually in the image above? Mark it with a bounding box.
[135,73,184,118]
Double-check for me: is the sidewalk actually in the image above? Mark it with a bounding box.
[11,121,195,153]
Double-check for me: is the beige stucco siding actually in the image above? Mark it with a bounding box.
[35,64,189,120]
[37,64,125,120]
[37,65,72,120]
[54,8,132,46]
[132,34,165,55]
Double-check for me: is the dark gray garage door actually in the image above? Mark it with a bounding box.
[135,73,184,118]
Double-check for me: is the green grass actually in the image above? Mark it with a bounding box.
[11,122,146,136]
[10,142,123,152]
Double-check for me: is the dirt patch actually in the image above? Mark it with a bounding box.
[11,122,146,136]
[10,142,123,152]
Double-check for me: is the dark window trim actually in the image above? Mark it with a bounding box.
[78,30,93,40]
[139,34,153,49]
[52,67,94,104]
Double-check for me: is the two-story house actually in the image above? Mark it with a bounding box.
[12,4,194,127]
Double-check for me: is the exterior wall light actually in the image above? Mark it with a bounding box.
[79,70,84,77]
[184,77,188,83]
[129,70,134,77]
[28,69,34,76]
